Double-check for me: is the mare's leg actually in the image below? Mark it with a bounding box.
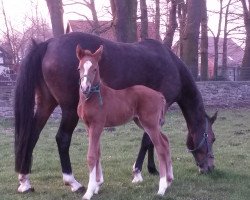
[18,87,57,192]
[132,133,148,183]
[133,133,158,183]
[56,109,84,192]
[83,125,103,200]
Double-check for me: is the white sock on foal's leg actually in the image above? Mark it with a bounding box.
[157,176,168,196]
[94,162,104,194]
[83,166,98,200]
[18,174,33,193]
[63,173,83,192]
[132,163,143,183]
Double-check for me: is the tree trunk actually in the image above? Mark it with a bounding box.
[88,0,100,35]
[110,0,137,42]
[155,0,161,40]
[45,0,64,37]
[139,0,148,40]
[240,0,250,80]
[200,0,208,81]
[177,0,187,59]
[221,0,232,79]
[163,0,178,48]
[213,0,223,79]
[182,0,202,80]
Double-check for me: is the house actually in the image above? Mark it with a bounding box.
[172,37,244,81]
[207,37,244,81]
[0,46,16,85]
[65,19,158,41]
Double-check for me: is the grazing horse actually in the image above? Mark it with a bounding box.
[14,32,217,193]
[76,45,173,199]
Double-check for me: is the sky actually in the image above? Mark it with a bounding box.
[0,0,241,39]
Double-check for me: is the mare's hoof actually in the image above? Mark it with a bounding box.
[148,167,159,175]
[75,186,86,193]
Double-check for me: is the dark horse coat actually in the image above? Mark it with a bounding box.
[15,32,216,192]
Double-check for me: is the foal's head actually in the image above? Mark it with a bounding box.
[187,112,217,173]
[76,44,103,94]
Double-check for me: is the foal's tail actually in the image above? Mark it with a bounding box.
[14,39,49,173]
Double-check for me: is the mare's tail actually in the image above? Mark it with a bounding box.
[14,40,49,173]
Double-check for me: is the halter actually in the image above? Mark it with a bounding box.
[79,75,103,106]
[187,118,214,166]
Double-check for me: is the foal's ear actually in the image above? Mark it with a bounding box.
[76,44,84,60]
[94,45,103,61]
[210,111,218,125]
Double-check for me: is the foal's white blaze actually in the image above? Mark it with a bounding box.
[83,166,98,200]
[18,174,32,193]
[157,176,168,196]
[63,173,82,192]
[80,60,92,91]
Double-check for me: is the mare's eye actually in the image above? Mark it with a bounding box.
[93,68,97,72]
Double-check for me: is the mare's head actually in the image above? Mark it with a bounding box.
[76,44,103,94]
[187,112,218,173]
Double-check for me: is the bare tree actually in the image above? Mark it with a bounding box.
[200,0,208,80]
[154,0,161,40]
[0,0,52,69]
[209,0,223,79]
[239,0,250,80]
[110,0,137,42]
[163,0,178,48]
[182,0,203,79]
[45,0,64,37]
[64,0,109,35]
[139,0,148,39]
[177,0,187,58]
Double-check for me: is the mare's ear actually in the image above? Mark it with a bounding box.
[210,111,218,124]
[76,44,84,60]
[94,45,103,61]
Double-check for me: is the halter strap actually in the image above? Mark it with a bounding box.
[188,118,208,153]
[80,82,103,107]
[187,118,214,166]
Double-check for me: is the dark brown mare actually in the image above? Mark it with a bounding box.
[14,32,217,193]
[76,45,173,199]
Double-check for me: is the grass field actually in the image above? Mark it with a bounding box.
[0,107,250,200]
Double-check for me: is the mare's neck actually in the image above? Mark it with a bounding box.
[177,76,206,134]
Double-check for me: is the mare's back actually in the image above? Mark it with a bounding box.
[42,32,183,104]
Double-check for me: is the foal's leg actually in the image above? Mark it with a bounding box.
[94,144,104,194]
[18,88,57,193]
[83,125,103,200]
[146,129,173,196]
[56,109,83,192]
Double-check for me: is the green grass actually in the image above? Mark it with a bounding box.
[0,108,250,200]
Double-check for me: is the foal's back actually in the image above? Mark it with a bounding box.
[100,84,165,127]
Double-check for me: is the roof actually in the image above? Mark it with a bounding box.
[207,37,244,67]
[66,20,157,41]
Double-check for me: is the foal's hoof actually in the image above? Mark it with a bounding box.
[75,186,86,193]
[17,186,35,193]
[148,166,159,175]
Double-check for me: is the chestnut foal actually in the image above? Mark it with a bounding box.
[76,45,173,200]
